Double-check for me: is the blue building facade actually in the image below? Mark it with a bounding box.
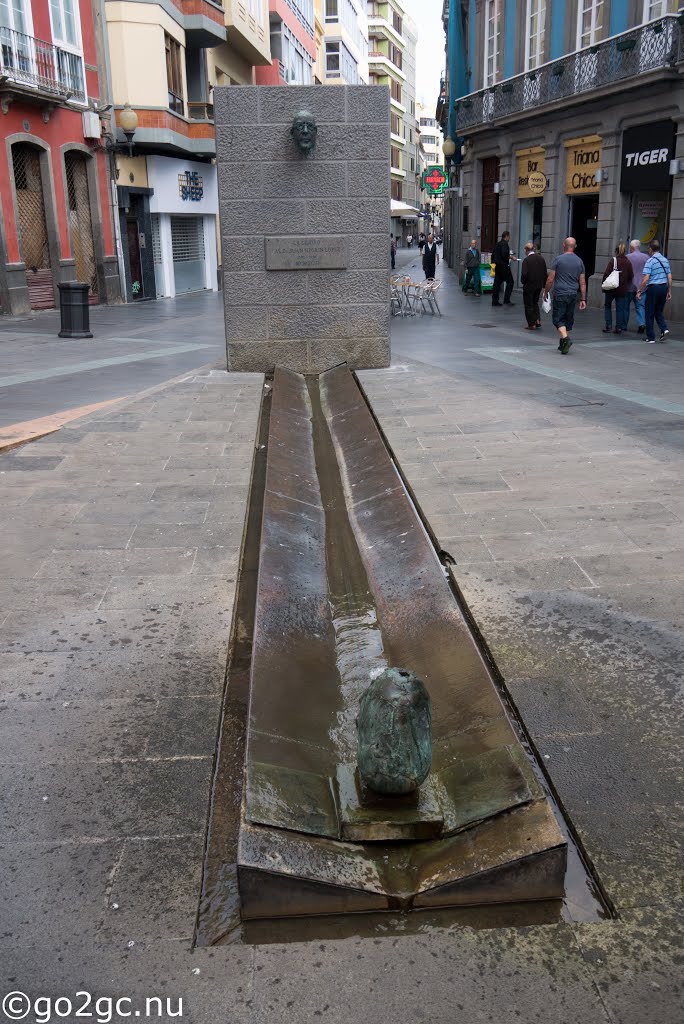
[439,1,684,317]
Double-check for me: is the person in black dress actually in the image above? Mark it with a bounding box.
[422,234,439,280]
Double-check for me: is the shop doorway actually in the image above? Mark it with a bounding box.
[65,151,99,302]
[518,196,543,283]
[12,143,55,309]
[126,219,144,299]
[171,215,206,294]
[570,194,598,278]
[481,157,499,257]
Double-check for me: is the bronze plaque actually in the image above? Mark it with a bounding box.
[265,235,348,270]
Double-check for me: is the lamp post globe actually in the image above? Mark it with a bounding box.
[442,136,456,159]
[119,104,138,156]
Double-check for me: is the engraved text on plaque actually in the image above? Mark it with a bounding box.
[265,236,348,271]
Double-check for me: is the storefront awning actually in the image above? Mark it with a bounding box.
[391,199,421,219]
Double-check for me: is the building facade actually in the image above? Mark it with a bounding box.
[418,100,444,230]
[367,0,405,202]
[440,1,684,316]
[255,0,316,84]
[0,0,120,314]
[106,0,271,302]
[402,14,419,210]
[321,0,368,84]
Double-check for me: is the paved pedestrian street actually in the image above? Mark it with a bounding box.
[0,269,682,1023]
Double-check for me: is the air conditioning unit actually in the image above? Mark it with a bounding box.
[82,110,102,140]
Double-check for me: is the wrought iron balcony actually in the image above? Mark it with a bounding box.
[0,27,85,101]
[456,15,684,132]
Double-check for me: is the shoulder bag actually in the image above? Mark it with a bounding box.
[602,257,620,292]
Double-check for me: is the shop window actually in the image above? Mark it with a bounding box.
[165,33,184,115]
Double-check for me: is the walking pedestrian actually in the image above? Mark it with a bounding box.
[636,239,672,344]
[543,237,587,355]
[406,232,413,249]
[601,243,633,334]
[626,239,647,334]
[491,231,516,306]
[520,242,547,329]
[463,239,481,294]
[390,233,396,271]
[418,232,426,252]
[422,233,439,280]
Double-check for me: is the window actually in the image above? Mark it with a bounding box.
[483,0,500,87]
[325,38,360,81]
[390,111,400,134]
[391,179,403,201]
[165,32,184,115]
[388,42,402,69]
[0,0,29,33]
[247,0,264,23]
[49,0,80,49]
[576,0,604,49]
[326,40,340,73]
[642,0,667,18]
[392,11,402,34]
[284,0,314,36]
[525,0,546,70]
[325,0,366,54]
[390,79,402,103]
[391,145,401,169]
[463,206,469,232]
[272,24,313,84]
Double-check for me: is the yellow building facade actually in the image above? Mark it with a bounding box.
[367,0,406,202]
[105,0,271,302]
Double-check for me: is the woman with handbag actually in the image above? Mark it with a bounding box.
[601,244,633,334]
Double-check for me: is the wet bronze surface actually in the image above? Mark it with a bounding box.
[235,365,568,918]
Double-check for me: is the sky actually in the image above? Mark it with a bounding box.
[403,0,445,112]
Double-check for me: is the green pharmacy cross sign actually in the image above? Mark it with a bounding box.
[422,165,448,195]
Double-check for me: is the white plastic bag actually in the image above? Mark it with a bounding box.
[542,293,552,314]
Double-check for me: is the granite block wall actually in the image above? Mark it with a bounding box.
[215,85,391,373]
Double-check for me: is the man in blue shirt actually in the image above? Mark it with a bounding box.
[636,240,672,343]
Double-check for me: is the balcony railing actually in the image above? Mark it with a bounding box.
[456,15,683,131]
[0,26,85,101]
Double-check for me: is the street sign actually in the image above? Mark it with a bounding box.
[421,165,448,195]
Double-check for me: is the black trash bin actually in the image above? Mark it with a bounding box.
[58,281,93,339]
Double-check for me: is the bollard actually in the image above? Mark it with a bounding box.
[58,281,93,339]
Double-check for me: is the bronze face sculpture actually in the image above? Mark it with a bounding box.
[291,110,317,154]
[357,668,432,795]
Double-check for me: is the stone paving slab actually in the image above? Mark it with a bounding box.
[1,291,682,1021]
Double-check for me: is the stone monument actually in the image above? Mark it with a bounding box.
[214,85,391,373]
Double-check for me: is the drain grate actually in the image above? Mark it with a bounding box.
[472,323,498,328]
